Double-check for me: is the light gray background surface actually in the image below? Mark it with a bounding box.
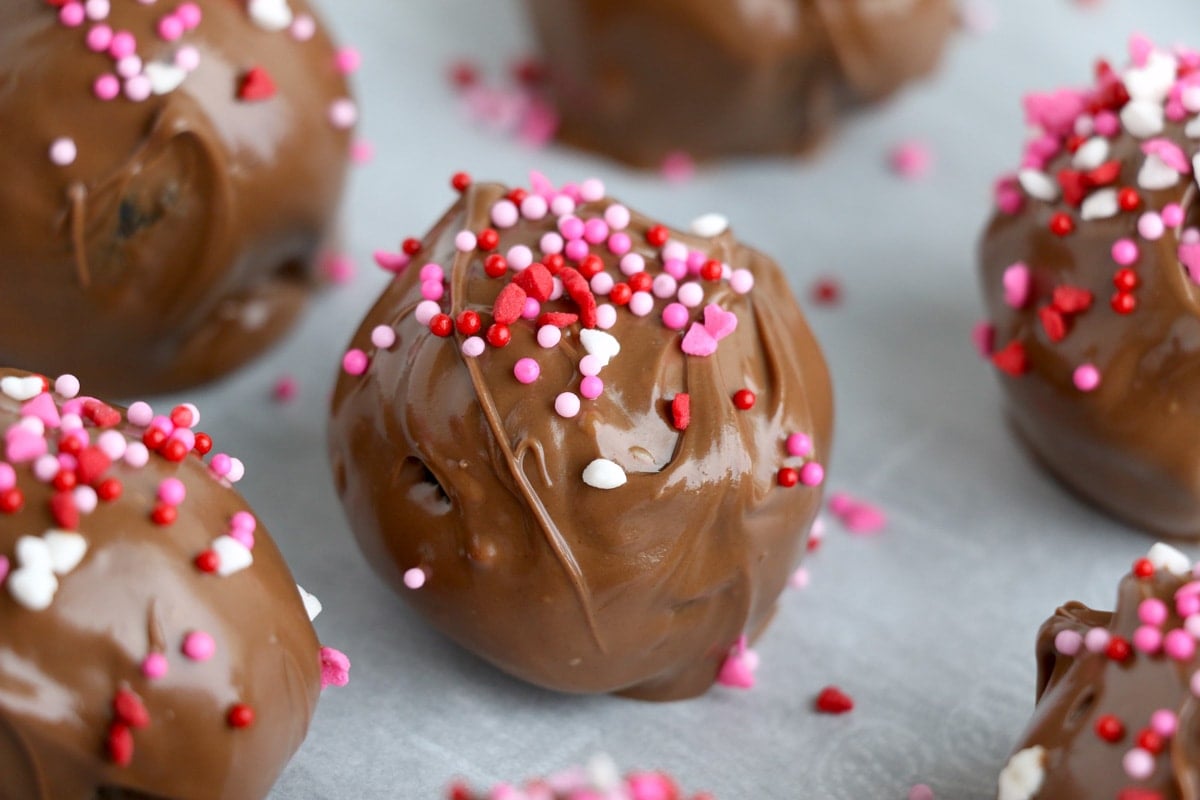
[152,2,1200,797]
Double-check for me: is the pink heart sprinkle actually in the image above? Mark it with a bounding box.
[828,492,888,535]
[1142,139,1191,174]
[5,426,47,464]
[716,637,757,689]
[320,646,351,689]
[21,393,61,429]
[680,323,719,357]
[701,303,738,341]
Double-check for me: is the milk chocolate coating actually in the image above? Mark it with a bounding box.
[329,180,832,700]
[0,368,323,799]
[524,0,955,167]
[979,49,1200,538]
[1004,562,1200,799]
[0,1,353,397]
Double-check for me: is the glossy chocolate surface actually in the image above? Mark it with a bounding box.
[329,178,832,700]
[0,0,353,396]
[979,43,1200,538]
[524,0,955,166]
[0,367,323,799]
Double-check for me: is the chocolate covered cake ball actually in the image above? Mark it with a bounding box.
[329,173,832,701]
[0,367,348,798]
[0,0,356,396]
[979,38,1200,537]
[523,0,955,167]
[998,543,1200,800]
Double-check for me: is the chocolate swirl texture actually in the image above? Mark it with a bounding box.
[979,40,1200,538]
[999,544,1200,800]
[523,0,955,167]
[329,176,832,700]
[0,366,333,799]
[0,0,354,397]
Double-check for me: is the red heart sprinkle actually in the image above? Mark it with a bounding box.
[237,67,276,102]
[112,689,150,729]
[991,341,1029,377]
[1052,286,1094,315]
[75,447,112,486]
[513,263,554,302]
[815,686,854,714]
[492,283,528,325]
[671,394,690,431]
[107,722,134,767]
[50,491,79,530]
[537,312,578,328]
[1038,306,1069,342]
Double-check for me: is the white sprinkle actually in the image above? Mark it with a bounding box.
[43,531,87,574]
[997,746,1046,800]
[1017,169,1059,202]
[689,213,729,238]
[1124,50,1177,103]
[403,567,426,589]
[554,392,580,418]
[212,535,253,577]
[16,536,52,573]
[582,458,627,490]
[298,584,323,621]
[1187,116,1200,139]
[1080,188,1118,221]
[53,374,80,399]
[248,0,293,31]
[144,62,186,95]
[7,568,58,611]
[1121,100,1165,138]
[579,329,620,366]
[1071,137,1109,170]
[1139,154,1180,191]
[460,336,485,358]
[49,137,77,166]
[1149,542,1191,575]
[1,376,43,401]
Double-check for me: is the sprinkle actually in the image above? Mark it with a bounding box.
[157,477,185,506]
[141,653,168,679]
[248,0,293,31]
[908,785,935,800]
[460,336,485,358]
[786,433,813,458]
[513,358,540,384]
[732,389,756,410]
[1073,364,1101,392]
[729,269,754,294]
[889,139,933,179]
[716,636,758,689]
[582,458,626,489]
[662,303,689,331]
[328,98,358,130]
[1150,709,1178,738]
[1084,626,1112,653]
[580,376,603,399]
[342,349,368,376]
[370,326,396,349]
[1123,748,1155,780]
[290,13,315,40]
[320,646,351,688]
[181,631,215,661]
[689,213,729,238]
[403,567,426,589]
[1054,629,1083,656]
[681,323,718,357]
[814,685,854,714]
[48,137,77,167]
[660,151,695,183]
[226,704,255,729]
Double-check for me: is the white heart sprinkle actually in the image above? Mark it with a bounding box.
[582,458,627,490]
[298,584,322,621]
[1071,137,1109,170]
[1148,542,1191,575]
[1080,188,1119,221]
[1188,117,1200,140]
[1,376,43,402]
[7,568,58,612]
[212,535,254,577]
[43,531,87,575]
[1124,51,1177,103]
[579,329,621,367]
[248,0,293,31]
[689,213,729,238]
[143,62,186,95]
[997,746,1046,800]
[1121,100,1164,138]
[1017,169,1059,202]
[15,536,51,572]
[1139,154,1180,191]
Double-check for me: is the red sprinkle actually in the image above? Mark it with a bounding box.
[0,488,24,514]
[628,271,652,294]
[83,400,120,428]
[477,229,499,251]
[646,224,669,247]
[1119,790,1165,800]
[161,439,188,463]
[777,467,799,488]
[1052,286,1094,314]
[1113,268,1140,291]
[1118,187,1142,211]
[237,66,276,101]
[609,283,632,306]
[1112,291,1137,314]
[402,238,422,256]
[50,492,79,530]
[543,254,565,274]
[150,503,177,527]
[451,171,472,193]
[97,478,122,502]
[578,254,605,280]
[991,341,1029,377]
[671,393,690,431]
[537,312,578,328]
[143,427,167,451]
[700,260,723,282]
[484,254,508,278]
[1095,714,1125,743]
[75,447,111,486]
[456,310,481,336]
[52,469,77,492]
[1137,728,1164,755]
[1106,636,1131,662]
[112,689,150,729]
[195,550,220,573]
[492,283,528,325]
[107,722,134,767]
[732,389,756,410]
[193,432,213,456]
[486,323,511,348]
[814,686,854,714]
[1038,306,1069,342]
[1132,557,1155,578]
[1049,212,1075,237]
[227,703,255,729]
[560,267,598,328]
[513,263,553,302]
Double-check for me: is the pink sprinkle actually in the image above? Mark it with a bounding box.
[124,75,152,102]
[157,14,184,41]
[1143,138,1191,174]
[181,631,215,661]
[420,279,444,301]
[539,232,564,255]
[335,47,362,75]
[0,463,14,492]
[716,636,757,689]
[1132,625,1162,654]
[175,45,200,72]
[126,401,153,427]
[419,262,444,282]
[583,218,609,245]
[590,271,615,296]
[579,178,605,203]
[461,337,485,358]
[651,274,677,299]
[605,204,631,230]
[564,239,589,262]
[909,785,935,800]
[350,139,374,165]
[1139,597,1168,626]
[1002,263,1031,308]
[662,303,690,331]
[620,253,645,276]
[371,325,396,349]
[1054,629,1083,656]
[677,282,704,308]
[1111,239,1140,266]
[513,358,541,385]
[141,653,168,679]
[491,200,520,229]
[231,511,256,534]
[828,491,886,531]
[320,646,351,689]
[1163,203,1185,227]
[1165,629,1196,661]
[786,433,813,458]
[663,258,688,281]
[1073,364,1101,392]
[1151,709,1178,737]
[681,323,719,357]
[373,250,410,273]
[454,231,477,252]
[328,98,358,130]
[661,151,695,183]
[579,355,602,378]
[176,2,201,28]
[1139,212,1165,240]
[971,321,996,358]
[994,175,1024,215]
[60,3,86,27]
[124,442,149,468]
[800,462,826,488]
[322,253,356,285]
[157,477,186,506]
[115,55,142,80]
[86,24,113,52]
[93,74,120,101]
[403,567,426,589]
[1084,626,1111,653]
[1124,748,1155,781]
[1191,670,1200,697]
[957,0,996,34]
[596,303,615,329]
[342,349,368,376]
[888,139,933,180]
[109,30,136,59]
[272,375,298,403]
[554,392,580,418]
[789,567,810,589]
[290,14,316,41]
[85,0,109,20]
[628,292,654,317]
[580,376,603,400]
[521,194,549,221]
[537,326,561,348]
[0,555,8,586]
[729,269,754,294]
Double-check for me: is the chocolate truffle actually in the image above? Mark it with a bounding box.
[0,0,356,397]
[998,543,1200,800]
[523,0,956,167]
[0,367,348,799]
[329,173,832,701]
[978,38,1200,538]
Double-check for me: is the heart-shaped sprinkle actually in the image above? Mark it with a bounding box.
[1124,51,1176,103]
[1072,137,1110,170]
[579,329,620,366]
[320,646,351,689]
[992,341,1029,377]
[298,584,322,621]
[5,425,46,463]
[20,393,60,429]
[1139,154,1180,191]
[1080,188,1119,221]
[1002,263,1031,308]
[43,531,87,574]
[671,394,690,431]
[716,637,758,689]
[582,458,626,490]
[997,746,1046,800]
[680,323,718,357]
[237,66,276,102]
[1186,117,1200,139]
[1017,169,1059,202]
[15,536,51,572]
[1180,243,1200,283]
[815,685,855,714]
[112,688,150,729]
[248,0,293,31]
[8,567,58,611]
[211,535,253,577]
[144,62,186,95]
[75,447,112,486]
[702,303,738,340]
[1148,542,1191,575]
[689,213,729,238]
[1,376,43,402]
[1121,100,1165,138]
